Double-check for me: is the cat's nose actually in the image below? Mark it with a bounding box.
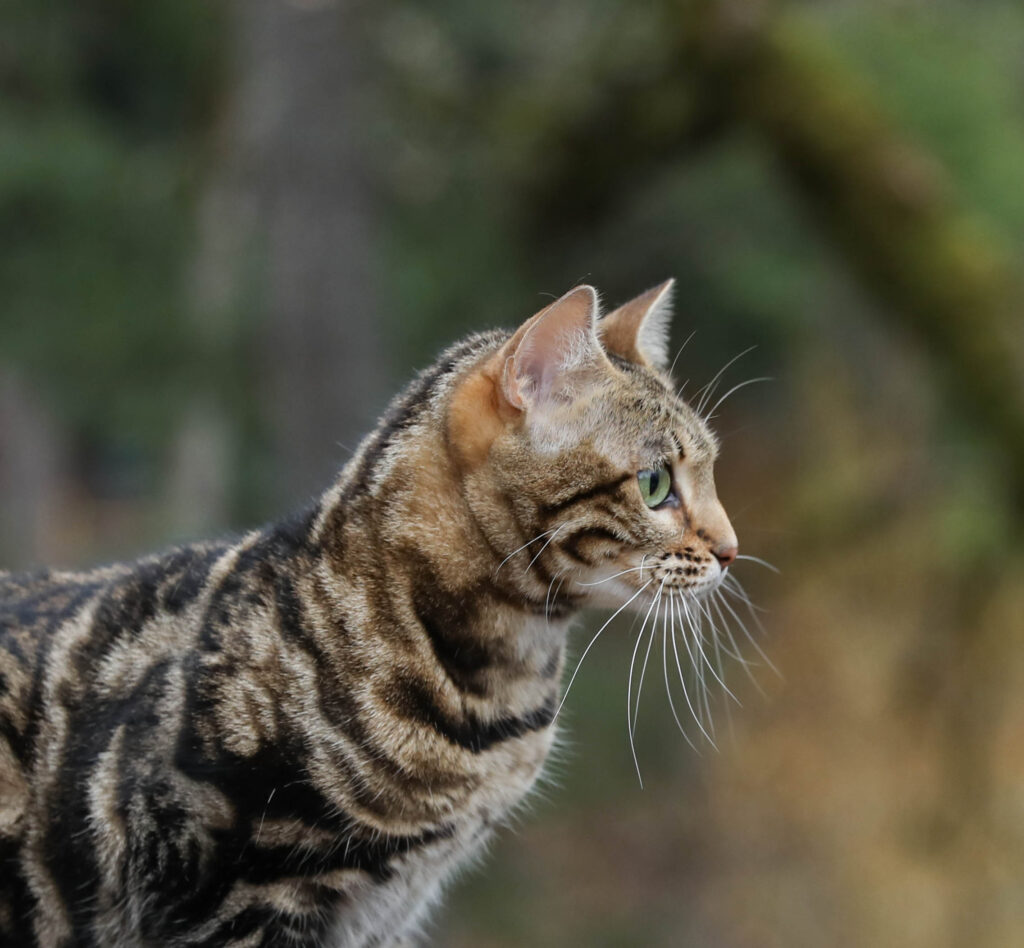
[713,544,738,568]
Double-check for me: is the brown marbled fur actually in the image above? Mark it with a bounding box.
[0,282,737,946]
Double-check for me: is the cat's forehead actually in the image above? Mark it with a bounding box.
[588,360,718,469]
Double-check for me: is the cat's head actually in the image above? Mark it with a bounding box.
[449,282,738,611]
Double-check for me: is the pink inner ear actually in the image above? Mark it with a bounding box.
[509,286,599,407]
[600,278,674,370]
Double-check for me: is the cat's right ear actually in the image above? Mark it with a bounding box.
[599,278,674,371]
[496,285,609,413]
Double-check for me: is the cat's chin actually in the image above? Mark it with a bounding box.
[684,573,727,599]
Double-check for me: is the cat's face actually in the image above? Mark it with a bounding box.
[450,282,738,612]
[548,360,736,610]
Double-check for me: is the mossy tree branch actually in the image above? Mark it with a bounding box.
[684,2,1024,516]
[514,0,1024,517]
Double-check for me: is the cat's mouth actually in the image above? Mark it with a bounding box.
[573,558,726,612]
[637,573,725,605]
[635,551,727,598]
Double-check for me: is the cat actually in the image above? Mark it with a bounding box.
[0,281,738,947]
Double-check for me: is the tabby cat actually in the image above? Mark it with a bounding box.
[0,282,738,947]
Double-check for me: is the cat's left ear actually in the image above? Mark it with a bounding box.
[497,284,611,412]
[599,279,675,372]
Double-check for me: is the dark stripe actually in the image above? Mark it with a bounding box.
[0,574,102,640]
[12,580,102,766]
[540,473,632,518]
[201,905,275,946]
[172,729,362,927]
[43,659,173,934]
[193,561,426,822]
[412,591,495,699]
[65,567,163,684]
[540,645,563,680]
[593,500,637,531]
[343,333,505,502]
[160,545,226,614]
[241,821,455,885]
[561,525,626,565]
[406,551,576,691]
[64,541,229,693]
[0,836,35,944]
[526,554,559,596]
[273,578,408,811]
[177,681,350,834]
[198,511,316,652]
[274,574,330,673]
[393,674,556,753]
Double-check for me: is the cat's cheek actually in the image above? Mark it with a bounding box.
[575,576,654,612]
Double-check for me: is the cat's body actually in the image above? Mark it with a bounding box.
[0,283,738,946]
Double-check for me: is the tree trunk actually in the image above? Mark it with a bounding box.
[208,0,387,511]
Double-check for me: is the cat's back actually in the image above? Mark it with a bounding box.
[1,564,122,667]
[0,543,227,691]
[0,545,228,812]
[0,543,241,940]
[0,565,122,758]
[0,563,131,911]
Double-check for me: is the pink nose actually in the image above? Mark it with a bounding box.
[713,545,738,568]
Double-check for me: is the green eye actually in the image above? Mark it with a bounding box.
[637,464,673,509]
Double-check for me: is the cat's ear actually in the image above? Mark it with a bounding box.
[599,279,675,371]
[498,285,610,412]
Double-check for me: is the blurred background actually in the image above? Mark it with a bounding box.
[2,0,1024,944]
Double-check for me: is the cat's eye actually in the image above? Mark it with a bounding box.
[637,464,674,509]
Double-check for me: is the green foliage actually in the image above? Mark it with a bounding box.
[823,1,1024,243]
[0,108,187,437]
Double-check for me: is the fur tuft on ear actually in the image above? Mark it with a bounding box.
[599,279,675,371]
[499,285,608,411]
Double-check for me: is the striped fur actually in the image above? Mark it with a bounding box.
[0,283,738,946]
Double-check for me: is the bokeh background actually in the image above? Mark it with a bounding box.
[3,0,1024,945]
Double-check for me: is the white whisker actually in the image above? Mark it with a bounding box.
[703,376,772,421]
[672,592,717,748]
[688,594,741,706]
[734,554,780,574]
[662,591,698,751]
[527,525,564,572]
[631,579,665,738]
[707,592,737,738]
[667,330,697,379]
[495,529,557,573]
[694,601,716,736]
[710,590,768,697]
[694,346,757,416]
[715,585,781,679]
[627,579,666,786]
[721,574,770,616]
[545,571,566,623]
[575,566,647,587]
[555,580,653,721]
[707,591,758,666]
[683,595,710,733]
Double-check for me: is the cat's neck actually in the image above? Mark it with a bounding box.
[315,409,578,616]
[303,423,573,705]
